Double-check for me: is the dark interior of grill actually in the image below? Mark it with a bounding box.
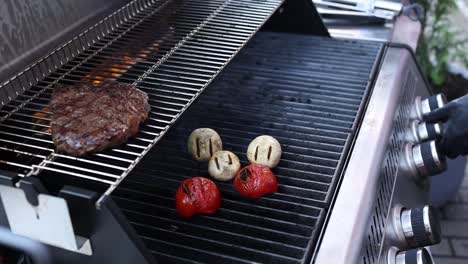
[111,32,382,263]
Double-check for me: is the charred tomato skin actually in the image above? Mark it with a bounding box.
[233,164,278,198]
[176,177,221,218]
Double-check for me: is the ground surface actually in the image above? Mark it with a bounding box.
[431,169,468,263]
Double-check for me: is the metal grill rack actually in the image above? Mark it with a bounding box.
[113,32,383,263]
[0,0,282,205]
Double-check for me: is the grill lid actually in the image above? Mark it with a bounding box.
[113,32,383,263]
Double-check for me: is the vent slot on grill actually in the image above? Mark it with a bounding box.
[361,68,418,264]
[112,32,383,264]
[0,0,283,204]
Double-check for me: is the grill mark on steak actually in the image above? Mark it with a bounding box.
[49,81,150,156]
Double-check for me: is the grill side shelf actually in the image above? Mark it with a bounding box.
[0,0,284,206]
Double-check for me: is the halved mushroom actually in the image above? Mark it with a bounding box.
[208,151,241,181]
[246,135,281,168]
[187,128,222,161]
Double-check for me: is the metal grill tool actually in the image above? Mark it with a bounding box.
[313,0,402,20]
[112,32,382,264]
[0,0,282,206]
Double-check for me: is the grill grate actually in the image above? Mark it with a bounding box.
[113,32,383,263]
[0,0,282,205]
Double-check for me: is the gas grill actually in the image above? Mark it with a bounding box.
[0,0,447,263]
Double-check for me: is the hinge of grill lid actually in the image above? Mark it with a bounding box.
[0,174,93,256]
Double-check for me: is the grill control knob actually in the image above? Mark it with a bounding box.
[421,94,447,116]
[400,205,441,247]
[395,248,433,264]
[409,140,446,177]
[410,121,443,143]
[412,94,447,120]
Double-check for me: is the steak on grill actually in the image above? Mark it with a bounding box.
[49,81,150,156]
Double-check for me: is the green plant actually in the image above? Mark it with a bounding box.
[416,0,468,89]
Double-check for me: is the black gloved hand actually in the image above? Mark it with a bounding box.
[424,94,468,159]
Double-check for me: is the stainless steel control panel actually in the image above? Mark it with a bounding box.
[382,82,446,262]
[318,46,446,264]
[358,47,446,264]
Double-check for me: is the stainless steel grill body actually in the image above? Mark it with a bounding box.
[0,0,439,263]
[361,49,430,264]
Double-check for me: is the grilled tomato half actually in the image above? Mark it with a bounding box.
[233,164,278,198]
[176,177,221,218]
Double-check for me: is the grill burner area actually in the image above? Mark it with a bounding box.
[113,32,382,263]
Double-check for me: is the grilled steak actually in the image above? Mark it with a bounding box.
[50,81,150,156]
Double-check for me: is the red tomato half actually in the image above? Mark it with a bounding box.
[175,177,221,218]
[233,164,278,198]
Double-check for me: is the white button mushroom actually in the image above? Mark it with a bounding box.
[247,135,281,168]
[208,151,241,181]
[187,128,222,161]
